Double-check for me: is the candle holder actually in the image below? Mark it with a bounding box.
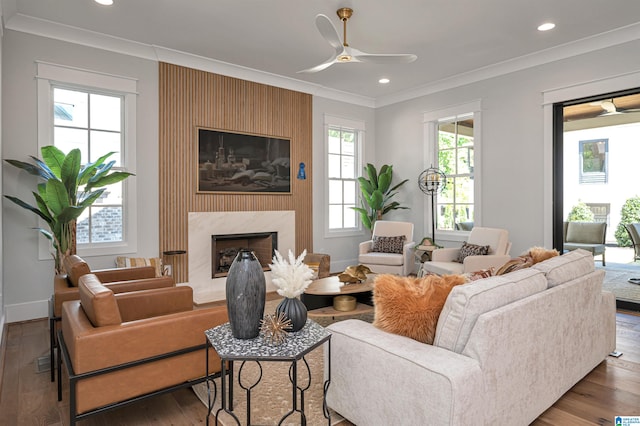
[418,166,447,244]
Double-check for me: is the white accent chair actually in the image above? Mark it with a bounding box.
[422,227,512,275]
[358,221,416,275]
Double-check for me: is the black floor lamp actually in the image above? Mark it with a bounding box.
[418,166,447,244]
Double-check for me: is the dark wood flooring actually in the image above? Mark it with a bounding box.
[1,311,639,425]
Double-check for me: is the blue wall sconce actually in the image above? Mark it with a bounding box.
[297,162,306,180]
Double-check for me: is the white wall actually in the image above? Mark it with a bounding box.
[2,30,159,322]
[376,40,640,257]
[564,122,640,242]
[312,97,376,272]
[0,3,5,336]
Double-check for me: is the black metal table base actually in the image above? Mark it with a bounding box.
[205,345,331,426]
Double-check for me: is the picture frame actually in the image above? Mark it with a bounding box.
[197,127,291,194]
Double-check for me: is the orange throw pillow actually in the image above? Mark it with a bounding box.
[373,274,467,344]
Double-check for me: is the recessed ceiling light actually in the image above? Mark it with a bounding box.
[379,78,390,84]
[537,22,555,31]
[95,0,114,5]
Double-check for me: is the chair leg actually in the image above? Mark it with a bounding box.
[50,317,56,382]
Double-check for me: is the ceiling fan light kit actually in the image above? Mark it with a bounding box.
[298,7,417,73]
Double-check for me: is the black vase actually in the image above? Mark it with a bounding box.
[225,250,266,339]
[276,297,308,332]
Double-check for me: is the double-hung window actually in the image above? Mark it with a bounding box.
[424,101,481,233]
[36,62,138,257]
[325,115,364,234]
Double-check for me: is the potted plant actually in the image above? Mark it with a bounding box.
[4,145,134,273]
[353,163,409,231]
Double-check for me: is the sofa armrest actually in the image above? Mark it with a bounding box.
[359,240,373,255]
[52,275,174,318]
[115,286,194,322]
[462,254,512,272]
[61,301,228,374]
[402,241,417,274]
[53,275,79,317]
[326,319,485,425]
[430,247,460,262]
[104,276,175,294]
[93,266,157,282]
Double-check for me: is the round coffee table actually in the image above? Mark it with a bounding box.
[302,275,374,318]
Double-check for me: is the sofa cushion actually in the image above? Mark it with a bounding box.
[359,252,404,266]
[78,274,122,327]
[455,242,489,263]
[116,256,163,277]
[373,274,467,344]
[434,268,547,353]
[63,255,91,287]
[372,235,406,254]
[532,248,595,288]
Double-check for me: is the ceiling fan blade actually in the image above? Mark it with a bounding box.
[315,14,343,50]
[355,52,418,64]
[297,56,338,74]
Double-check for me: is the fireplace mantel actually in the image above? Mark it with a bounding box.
[186,211,296,303]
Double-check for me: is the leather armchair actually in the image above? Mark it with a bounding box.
[358,221,416,275]
[58,274,228,425]
[422,227,512,275]
[50,255,174,381]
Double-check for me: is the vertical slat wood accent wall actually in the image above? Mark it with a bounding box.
[158,62,313,283]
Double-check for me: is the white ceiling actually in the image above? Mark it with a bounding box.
[3,0,640,106]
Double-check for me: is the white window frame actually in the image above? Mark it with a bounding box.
[423,100,482,242]
[36,61,138,258]
[324,114,365,238]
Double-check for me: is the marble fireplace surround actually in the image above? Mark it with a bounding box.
[186,211,296,304]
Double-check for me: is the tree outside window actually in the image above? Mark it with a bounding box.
[436,117,475,230]
[327,126,358,230]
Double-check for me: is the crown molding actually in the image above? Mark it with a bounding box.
[4,13,376,108]
[5,12,640,109]
[375,21,640,108]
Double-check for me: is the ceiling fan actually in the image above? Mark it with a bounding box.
[591,99,640,116]
[298,7,417,73]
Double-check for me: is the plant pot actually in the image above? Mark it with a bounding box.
[276,297,308,332]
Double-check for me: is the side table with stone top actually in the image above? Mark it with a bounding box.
[204,319,331,425]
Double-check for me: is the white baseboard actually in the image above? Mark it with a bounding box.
[5,299,48,323]
[0,313,5,346]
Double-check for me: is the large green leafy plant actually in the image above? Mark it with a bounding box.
[353,163,409,231]
[615,196,640,247]
[5,146,133,273]
[567,201,595,222]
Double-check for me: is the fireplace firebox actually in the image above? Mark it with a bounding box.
[211,232,277,278]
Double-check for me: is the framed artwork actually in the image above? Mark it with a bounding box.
[197,127,291,194]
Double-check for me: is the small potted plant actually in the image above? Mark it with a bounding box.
[269,249,315,332]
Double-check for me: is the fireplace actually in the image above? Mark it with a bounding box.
[211,232,277,278]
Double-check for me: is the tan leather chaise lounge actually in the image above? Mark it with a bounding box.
[50,255,174,381]
[58,274,228,425]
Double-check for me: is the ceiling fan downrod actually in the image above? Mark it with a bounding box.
[337,7,353,47]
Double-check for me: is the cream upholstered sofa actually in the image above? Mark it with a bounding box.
[326,249,616,425]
